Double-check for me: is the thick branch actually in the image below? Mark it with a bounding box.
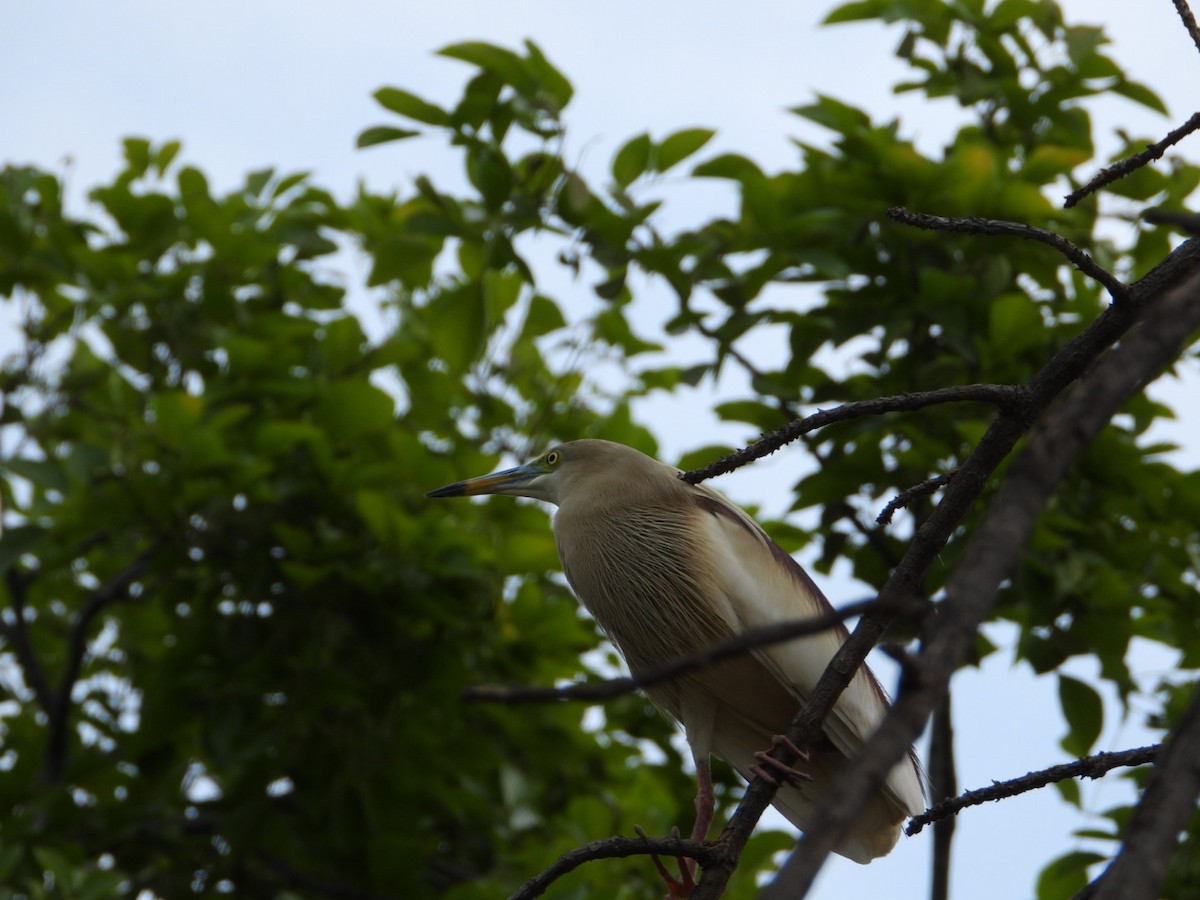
[1078,684,1200,900]
[1064,112,1200,209]
[885,208,1126,300]
[682,384,1023,484]
[760,264,1200,897]
[509,834,718,900]
[466,597,911,704]
[41,539,163,785]
[908,744,1162,836]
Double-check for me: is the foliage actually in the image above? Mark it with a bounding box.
[0,1,1198,898]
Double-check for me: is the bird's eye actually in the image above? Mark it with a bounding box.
[545,450,561,466]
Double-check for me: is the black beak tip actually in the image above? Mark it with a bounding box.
[426,482,466,498]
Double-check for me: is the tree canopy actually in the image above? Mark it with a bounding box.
[1,1,1199,899]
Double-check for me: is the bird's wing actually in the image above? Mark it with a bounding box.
[688,484,925,816]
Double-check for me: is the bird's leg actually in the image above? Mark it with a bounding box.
[690,756,715,844]
[751,734,813,788]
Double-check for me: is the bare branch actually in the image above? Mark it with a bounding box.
[928,699,957,900]
[886,208,1127,300]
[1065,112,1200,209]
[759,260,1200,898]
[465,596,917,704]
[1171,0,1200,56]
[41,538,165,784]
[908,744,1162,836]
[878,470,958,525]
[682,384,1024,484]
[1077,684,1200,900]
[1144,208,1200,233]
[508,833,718,900]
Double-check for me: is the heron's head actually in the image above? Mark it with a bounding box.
[425,444,576,505]
[425,440,669,508]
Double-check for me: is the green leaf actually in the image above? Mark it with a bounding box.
[1036,851,1106,900]
[0,524,48,573]
[1058,674,1104,757]
[656,128,716,172]
[692,153,764,183]
[356,126,422,149]
[612,133,653,187]
[1112,79,1168,115]
[439,42,532,92]
[523,40,574,111]
[988,292,1044,356]
[373,87,452,126]
[521,294,567,339]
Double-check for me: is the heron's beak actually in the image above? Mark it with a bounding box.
[426,463,541,498]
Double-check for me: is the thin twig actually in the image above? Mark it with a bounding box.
[878,470,959,525]
[466,597,916,704]
[509,833,718,900]
[907,744,1162,836]
[886,208,1127,300]
[1172,0,1200,55]
[1077,684,1200,900]
[682,384,1024,484]
[1065,112,1200,209]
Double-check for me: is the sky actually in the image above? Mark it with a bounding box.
[5,2,1199,898]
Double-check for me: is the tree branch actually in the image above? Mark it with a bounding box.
[928,698,956,900]
[1077,684,1200,900]
[1064,112,1200,209]
[1144,208,1200,233]
[465,597,917,704]
[758,261,1200,898]
[509,834,719,900]
[885,208,1127,300]
[907,744,1162,836]
[41,538,165,785]
[878,470,958,526]
[681,384,1024,484]
[1,568,54,713]
[1171,0,1200,56]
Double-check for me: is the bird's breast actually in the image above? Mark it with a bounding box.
[553,504,732,675]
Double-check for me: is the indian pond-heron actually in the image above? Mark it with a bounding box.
[427,439,925,864]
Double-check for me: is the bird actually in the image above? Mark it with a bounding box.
[427,439,924,870]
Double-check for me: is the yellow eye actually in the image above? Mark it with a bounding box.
[545,449,561,466]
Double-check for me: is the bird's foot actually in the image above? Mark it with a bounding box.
[635,825,698,899]
[751,734,812,788]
